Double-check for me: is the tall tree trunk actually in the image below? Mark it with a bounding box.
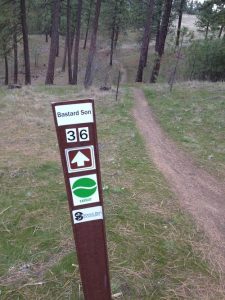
[62,29,75,73]
[56,5,61,57]
[45,32,48,42]
[150,0,173,83]
[56,34,59,57]
[155,19,161,52]
[109,25,115,66]
[20,0,31,85]
[62,34,68,72]
[136,0,155,82]
[45,0,60,84]
[143,43,149,68]
[218,25,224,38]
[176,0,185,47]
[67,0,72,83]
[4,55,9,86]
[205,22,209,39]
[114,25,119,49]
[13,32,18,84]
[169,32,184,91]
[83,0,93,50]
[110,4,117,66]
[84,0,101,88]
[72,0,82,84]
[155,0,163,52]
[13,0,18,84]
[71,27,75,53]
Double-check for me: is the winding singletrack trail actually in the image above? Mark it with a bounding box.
[133,88,225,272]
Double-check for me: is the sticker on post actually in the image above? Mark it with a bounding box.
[65,146,96,173]
[78,127,90,142]
[65,127,90,144]
[69,174,100,206]
[55,103,93,126]
[72,206,103,224]
[66,128,77,143]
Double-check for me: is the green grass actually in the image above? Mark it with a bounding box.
[33,85,79,95]
[0,86,224,299]
[144,82,225,179]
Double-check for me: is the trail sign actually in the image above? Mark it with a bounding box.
[65,146,96,173]
[52,99,111,300]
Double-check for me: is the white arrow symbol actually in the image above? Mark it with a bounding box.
[71,151,90,167]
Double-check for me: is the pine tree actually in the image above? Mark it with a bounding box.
[20,0,31,84]
[196,1,214,39]
[84,0,101,88]
[45,0,61,85]
[136,0,155,82]
[72,0,83,84]
[176,0,186,46]
[83,0,94,50]
[67,0,73,83]
[150,0,173,83]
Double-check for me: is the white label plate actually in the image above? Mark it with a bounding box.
[55,103,93,126]
[72,206,103,224]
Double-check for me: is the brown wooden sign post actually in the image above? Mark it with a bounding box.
[52,99,111,300]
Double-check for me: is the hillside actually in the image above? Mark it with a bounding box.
[0,14,201,87]
[1,2,225,298]
[0,81,225,299]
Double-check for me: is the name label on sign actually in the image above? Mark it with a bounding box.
[72,206,103,224]
[55,103,94,126]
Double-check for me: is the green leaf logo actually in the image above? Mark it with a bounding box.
[72,177,97,198]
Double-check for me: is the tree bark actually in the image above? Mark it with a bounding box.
[176,0,185,47]
[169,33,184,91]
[56,4,61,57]
[150,0,173,83]
[155,0,163,52]
[110,4,117,66]
[56,35,59,57]
[114,25,119,49]
[218,25,224,38]
[71,27,75,53]
[4,55,9,86]
[155,19,161,52]
[72,0,82,84]
[136,0,155,82]
[13,32,18,84]
[205,22,209,39]
[20,0,31,85]
[83,0,93,50]
[67,0,72,83]
[62,34,68,72]
[84,0,101,88]
[45,0,60,85]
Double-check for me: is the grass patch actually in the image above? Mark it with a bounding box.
[33,85,79,96]
[144,82,225,179]
[0,85,224,299]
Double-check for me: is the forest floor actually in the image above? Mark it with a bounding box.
[133,88,225,273]
[0,13,201,87]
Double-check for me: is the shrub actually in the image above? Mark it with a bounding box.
[186,39,225,81]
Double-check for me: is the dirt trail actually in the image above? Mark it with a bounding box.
[133,88,225,272]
